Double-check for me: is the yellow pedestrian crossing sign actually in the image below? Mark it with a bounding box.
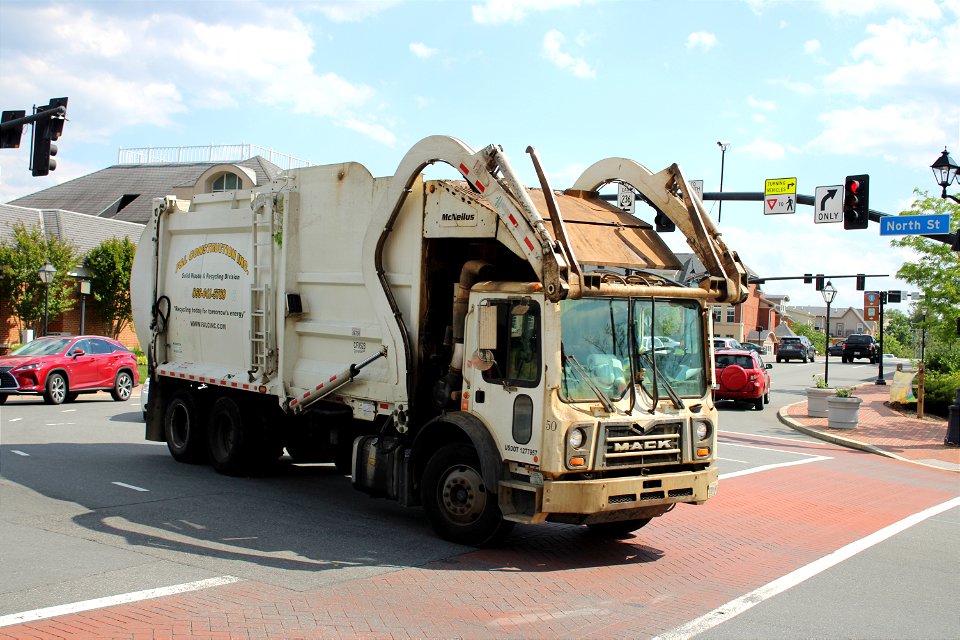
[764,177,797,215]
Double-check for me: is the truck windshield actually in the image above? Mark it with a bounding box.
[559,298,706,404]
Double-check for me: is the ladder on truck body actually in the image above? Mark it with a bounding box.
[249,194,277,382]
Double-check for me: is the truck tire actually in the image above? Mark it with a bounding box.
[586,518,652,538]
[421,443,513,547]
[207,395,261,476]
[164,390,207,463]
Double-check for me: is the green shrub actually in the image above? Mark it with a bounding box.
[924,369,960,406]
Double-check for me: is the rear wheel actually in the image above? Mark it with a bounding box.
[111,371,134,401]
[44,373,67,405]
[587,518,652,538]
[207,395,278,476]
[421,443,513,547]
[164,390,207,463]
[754,396,764,411]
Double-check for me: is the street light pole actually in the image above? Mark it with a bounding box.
[38,260,57,337]
[717,141,730,223]
[79,279,91,335]
[821,281,836,386]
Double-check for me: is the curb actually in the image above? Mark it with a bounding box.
[776,401,958,473]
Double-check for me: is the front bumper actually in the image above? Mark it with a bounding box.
[540,466,718,514]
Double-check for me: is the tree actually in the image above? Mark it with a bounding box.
[85,236,137,338]
[0,222,78,336]
[890,190,960,372]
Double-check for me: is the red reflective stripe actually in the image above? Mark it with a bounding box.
[316,383,324,390]
[329,375,337,382]
[509,214,518,227]
[524,237,534,251]
[459,162,469,176]
[231,382,238,388]
[475,180,484,193]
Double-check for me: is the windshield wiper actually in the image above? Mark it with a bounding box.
[636,349,685,411]
[563,354,615,413]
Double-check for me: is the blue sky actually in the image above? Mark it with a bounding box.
[1,0,958,310]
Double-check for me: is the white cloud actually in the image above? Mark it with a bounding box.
[771,78,817,96]
[471,0,585,25]
[314,0,400,22]
[542,30,595,79]
[410,42,438,59]
[813,0,942,18]
[740,138,786,160]
[0,4,395,146]
[747,96,776,111]
[804,39,821,54]
[339,119,397,147]
[806,104,946,163]
[686,31,717,51]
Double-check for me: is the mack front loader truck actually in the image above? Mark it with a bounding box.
[131,136,748,546]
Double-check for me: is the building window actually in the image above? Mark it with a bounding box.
[712,307,721,322]
[837,322,844,335]
[726,306,735,323]
[212,173,242,192]
[857,323,864,333]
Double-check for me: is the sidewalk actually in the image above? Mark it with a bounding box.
[778,383,960,472]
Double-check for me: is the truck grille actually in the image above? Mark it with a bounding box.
[597,421,682,468]
[0,367,17,391]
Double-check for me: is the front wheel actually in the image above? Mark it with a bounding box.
[0,394,7,404]
[111,371,134,401]
[587,518,652,538]
[421,443,513,547]
[44,373,67,405]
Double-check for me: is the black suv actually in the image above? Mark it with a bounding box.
[842,334,878,363]
[777,336,816,363]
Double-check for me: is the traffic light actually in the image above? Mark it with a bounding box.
[30,98,67,178]
[856,274,865,290]
[887,290,901,303]
[843,174,870,230]
[1,110,26,148]
[815,274,825,291]
[803,273,813,284]
[654,211,675,232]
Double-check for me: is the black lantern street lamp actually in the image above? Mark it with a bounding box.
[821,280,836,386]
[930,147,960,204]
[38,260,56,337]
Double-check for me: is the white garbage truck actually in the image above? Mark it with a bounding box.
[131,136,748,545]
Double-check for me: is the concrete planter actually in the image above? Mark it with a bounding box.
[827,396,863,430]
[806,387,834,418]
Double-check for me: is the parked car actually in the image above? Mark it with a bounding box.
[0,335,139,405]
[740,341,765,356]
[654,335,682,351]
[713,337,742,351]
[777,335,816,363]
[842,333,879,363]
[713,349,772,410]
[828,341,845,357]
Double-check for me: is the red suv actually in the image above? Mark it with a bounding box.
[0,336,139,405]
[713,349,772,410]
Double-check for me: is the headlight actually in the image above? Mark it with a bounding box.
[14,362,41,371]
[696,422,710,441]
[567,427,586,449]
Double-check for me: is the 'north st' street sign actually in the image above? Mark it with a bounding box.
[879,214,951,236]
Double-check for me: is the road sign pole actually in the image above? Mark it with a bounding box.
[875,295,886,385]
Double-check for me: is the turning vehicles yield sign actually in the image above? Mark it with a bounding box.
[764,177,797,215]
[814,185,843,223]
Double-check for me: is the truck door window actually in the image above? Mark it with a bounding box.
[480,300,541,387]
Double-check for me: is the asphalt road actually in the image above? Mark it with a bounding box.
[1,358,957,639]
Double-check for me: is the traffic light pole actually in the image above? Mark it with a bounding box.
[0,105,66,132]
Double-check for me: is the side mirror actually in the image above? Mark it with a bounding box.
[765,363,773,370]
[71,349,85,358]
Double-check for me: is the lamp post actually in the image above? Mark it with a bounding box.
[717,141,731,223]
[821,280,836,386]
[38,260,56,337]
[930,147,960,203]
[79,279,91,335]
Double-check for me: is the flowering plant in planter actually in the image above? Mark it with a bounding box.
[812,375,829,389]
[834,386,853,398]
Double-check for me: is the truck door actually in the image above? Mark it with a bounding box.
[465,297,543,466]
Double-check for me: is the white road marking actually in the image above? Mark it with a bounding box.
[112,481,149,492]
[719,456,831,480]
[720,429,837,446]
[0,576,242,628]
[11,450,29,457]
[61,409,76,413]
[44,422,76,426]
[717,456,750,463]
[721,441,831,458]
[655,496,960,640]
[9,418,22,422]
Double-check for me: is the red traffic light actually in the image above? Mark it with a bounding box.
[848,180,859,194]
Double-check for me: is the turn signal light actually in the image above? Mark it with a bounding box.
[569,456,585,467]
[696,447,711,458]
